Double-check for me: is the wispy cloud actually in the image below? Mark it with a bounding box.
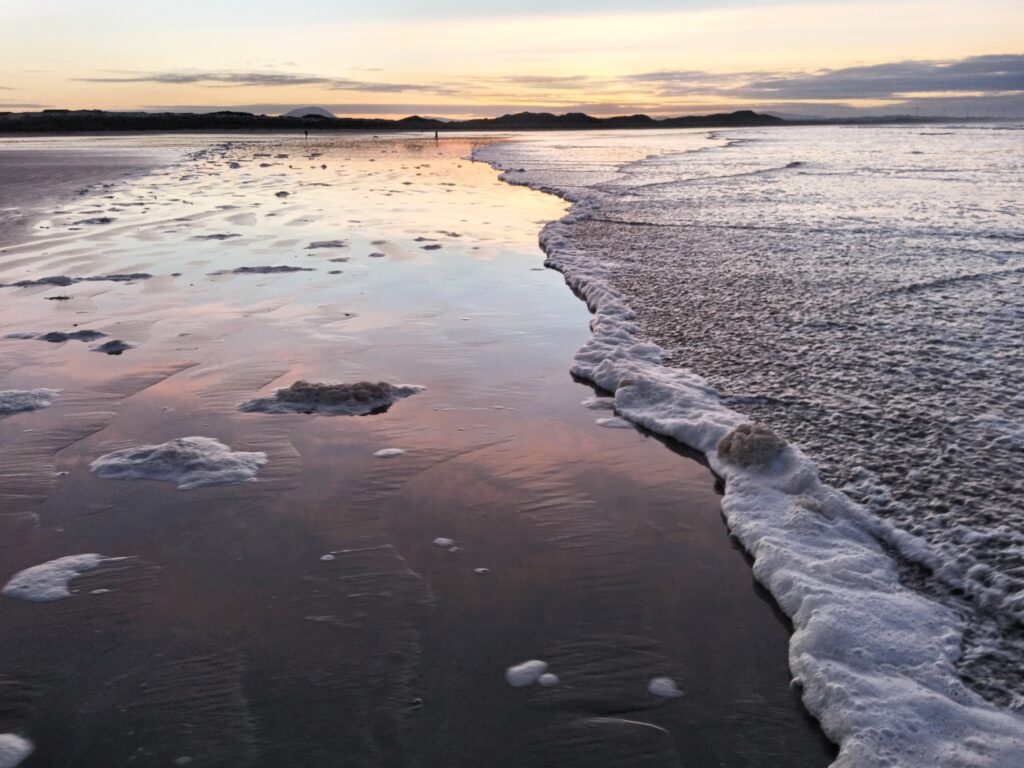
[733,55,1024,99]
[74,70,448,93]
[528,55,1024,104]
[497,75,593,89]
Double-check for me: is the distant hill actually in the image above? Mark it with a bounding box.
[282,106,337,119]
[0,108,792,133]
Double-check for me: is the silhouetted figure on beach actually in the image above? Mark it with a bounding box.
[304,129,309,141]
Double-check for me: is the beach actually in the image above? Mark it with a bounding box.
[0,134,836,767]
[0,139,174,247]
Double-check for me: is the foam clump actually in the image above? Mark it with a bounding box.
[239,380,424,416]
[89,436,267,490]
[505,660,548,687]
[43,329,107,343]
[433,537,454,548]
[306,240,348,249]
[9,329,108,343]
[232,265,314,274]
[374,448,406,458]
[4,273,151,288]
[7,275,74,287]
[717,423,787,468]
[2,554,105,602]
[538,673,560,687]
[92,339,134,355]
[0,389,60,415]
[0,734,33,768]
[647,677,683,698]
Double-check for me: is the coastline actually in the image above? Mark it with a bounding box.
[0,133,836,765]
[475,130,1024,766]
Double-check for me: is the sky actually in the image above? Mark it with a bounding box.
[1,0,1022,118]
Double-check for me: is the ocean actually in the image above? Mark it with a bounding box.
[479,122,1024,766]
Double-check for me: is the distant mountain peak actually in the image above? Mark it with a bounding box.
[283,106,336,119]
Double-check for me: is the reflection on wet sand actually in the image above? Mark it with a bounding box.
[0,135,834,766]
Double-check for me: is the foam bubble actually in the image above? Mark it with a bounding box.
[432,537,454,548]
[3,554,105,602]
[90,436,267,490]
[538,673,560,687]
[647,677,682,698]
[596,416,632,429]
[506,660,548,687]
[374,448,406,458]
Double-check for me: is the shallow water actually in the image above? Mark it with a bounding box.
[0,135,834,766]
[479,123,1024,761]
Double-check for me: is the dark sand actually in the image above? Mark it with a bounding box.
[0,135,835,766]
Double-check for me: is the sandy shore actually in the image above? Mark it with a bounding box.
[0,141,176,247]
[0,135,835,766]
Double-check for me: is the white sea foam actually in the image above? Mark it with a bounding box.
[90,436,267,490]
[2,554,105,602]
[432,537,454,548]
[538,673,560,687]
[596,416,632,429]
[477,137,1024,767]
[506,659,548,687]
[374,448,406,458]
[0,389,59,415]
[648,677,682,698]
[0,734,32,768]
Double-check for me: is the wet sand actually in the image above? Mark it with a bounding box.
[0,135,835,766]
[0,140,176,246]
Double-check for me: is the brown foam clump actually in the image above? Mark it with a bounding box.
[239,380,425,416]
[717,423,787,468]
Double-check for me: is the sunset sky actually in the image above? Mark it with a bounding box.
[1,0,1022,118]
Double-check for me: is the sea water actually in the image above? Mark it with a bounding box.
[480,123,1024,766]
